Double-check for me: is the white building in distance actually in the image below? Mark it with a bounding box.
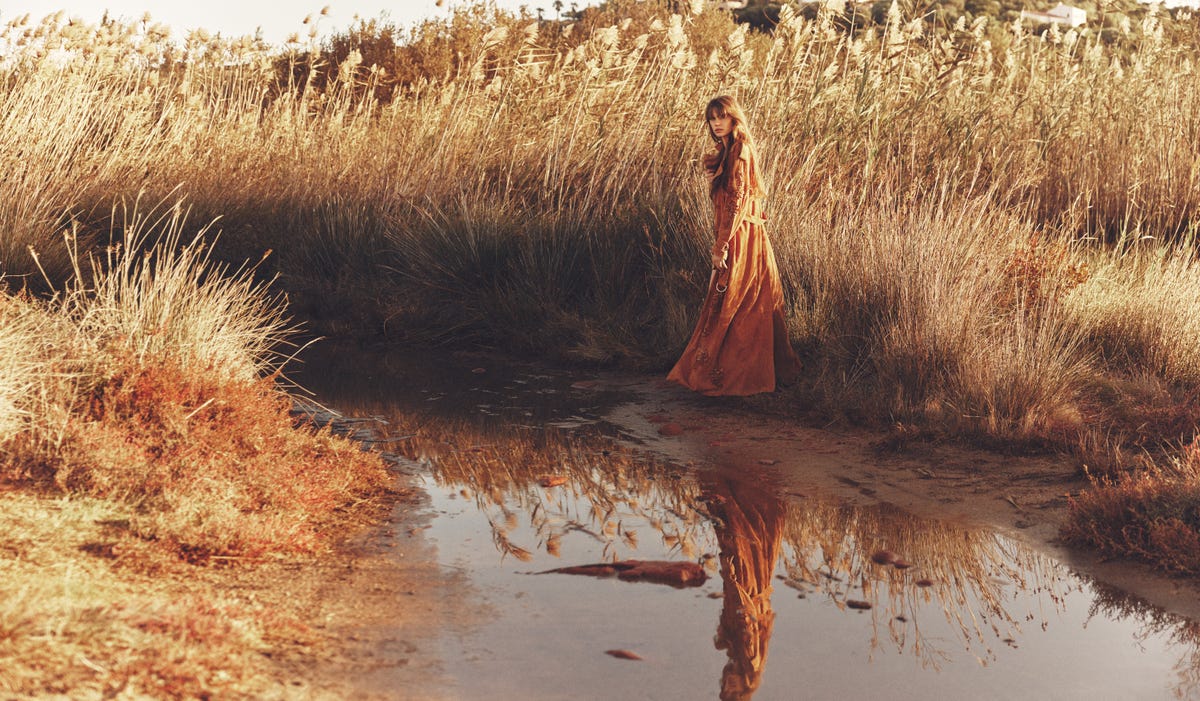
[1020,3,1088,27]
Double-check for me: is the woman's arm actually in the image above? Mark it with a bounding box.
[711,145,750,270]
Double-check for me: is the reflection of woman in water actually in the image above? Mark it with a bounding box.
[704,468,787,700]
[668,95,801,396]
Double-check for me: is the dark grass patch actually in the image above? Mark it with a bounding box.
[1062,461,1200,576]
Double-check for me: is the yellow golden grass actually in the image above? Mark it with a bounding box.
[0,193,288,451]
[6,3,1200,445]
[0,210,390,695]
[0,65,389,695]
[0,493,299,698]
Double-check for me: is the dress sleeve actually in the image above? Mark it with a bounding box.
[713,146,750,259]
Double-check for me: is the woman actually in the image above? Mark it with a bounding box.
[667,95,801,396]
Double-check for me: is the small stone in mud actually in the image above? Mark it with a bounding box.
[915,578,934,587]
[539,475,568,488]
[606,649,643,661]
[892,559,913,570]
[658,423,684,437]
[870,550,897,565]
[846,599,872,610]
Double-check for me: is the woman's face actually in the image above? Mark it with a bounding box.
[708,112,733,140]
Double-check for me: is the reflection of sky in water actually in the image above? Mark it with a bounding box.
[420,469,1191,701]
[291,344,1198,700]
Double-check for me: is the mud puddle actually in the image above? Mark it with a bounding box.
[293,343,1200,700]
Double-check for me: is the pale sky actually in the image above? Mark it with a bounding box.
[0,0,597,44]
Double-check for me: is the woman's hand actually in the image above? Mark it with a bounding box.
[711,250,728,270]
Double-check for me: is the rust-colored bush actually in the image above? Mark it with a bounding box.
[1062,457,1200,575]
[3,359,390,561]
[999,233,1090,311]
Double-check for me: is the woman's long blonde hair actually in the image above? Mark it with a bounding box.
[703,95,766,199]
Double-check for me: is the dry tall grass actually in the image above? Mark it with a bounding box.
[6,4,1200,565]
[0,193,388,556]
[6,5,1200,447]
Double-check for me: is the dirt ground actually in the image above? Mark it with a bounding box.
[275,369,1200,699]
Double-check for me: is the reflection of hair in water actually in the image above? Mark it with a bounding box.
[707,472,786,701]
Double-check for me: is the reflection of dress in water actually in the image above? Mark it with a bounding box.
[705,470,786,701]
[667,140,801,396]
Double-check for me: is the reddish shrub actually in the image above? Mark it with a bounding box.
[5,360,390,561]
[1063,465,1200,576]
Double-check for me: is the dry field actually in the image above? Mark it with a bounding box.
[5,1,1200,692]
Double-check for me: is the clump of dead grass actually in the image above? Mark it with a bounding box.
[1063,452,1200,576]
[40,360,388,560]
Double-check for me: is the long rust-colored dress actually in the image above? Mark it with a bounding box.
[667,141,800,396]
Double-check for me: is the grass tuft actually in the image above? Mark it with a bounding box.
[1063,453,1200,576]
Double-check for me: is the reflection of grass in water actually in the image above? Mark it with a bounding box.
[1085,582,1200,700]
[410,420,709,565]
[353,398,1190,679]
[779,501,1073,670]
[402,412,1080,668]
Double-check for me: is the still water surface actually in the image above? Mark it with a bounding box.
[295,344,1200,700]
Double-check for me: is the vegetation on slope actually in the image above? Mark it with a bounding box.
[0,197,391,695]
